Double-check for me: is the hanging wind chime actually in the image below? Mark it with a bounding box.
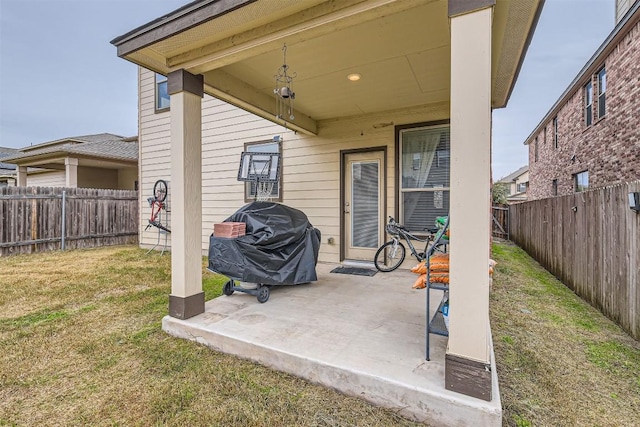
[274,44,296,127]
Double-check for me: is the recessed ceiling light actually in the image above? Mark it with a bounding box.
[347,73,361,81]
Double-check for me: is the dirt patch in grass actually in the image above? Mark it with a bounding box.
[491,241,640,426]
[0,246,421,427]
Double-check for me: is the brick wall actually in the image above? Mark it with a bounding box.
[528,20,640,200]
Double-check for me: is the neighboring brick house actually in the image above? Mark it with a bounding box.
[525,0,640,200]
[496,165,528,203]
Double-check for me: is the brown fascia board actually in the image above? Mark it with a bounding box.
[523,0,640,145]
[449,0,495,18]
[110,0,257,57]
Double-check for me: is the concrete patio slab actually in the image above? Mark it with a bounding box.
[162,262,502,426]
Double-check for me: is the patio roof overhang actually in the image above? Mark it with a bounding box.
[6,152,137,171]
[112,0,543,136]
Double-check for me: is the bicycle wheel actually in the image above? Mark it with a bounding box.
[153,179,168,202]
[374,240,406,272]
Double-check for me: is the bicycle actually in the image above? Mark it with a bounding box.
[373,216,448,272]
[145,179,171,233]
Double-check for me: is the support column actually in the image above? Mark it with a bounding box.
[16,166,27,187]
[65,157,78,188]
[167,69,205,319]
[447,1,494,401]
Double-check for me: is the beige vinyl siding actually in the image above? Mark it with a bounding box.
[138,67,448,264]
[139,68,172,248]
[26,171,66,187]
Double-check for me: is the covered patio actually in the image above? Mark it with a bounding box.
[112,0,542,424]
[164,262,501,425]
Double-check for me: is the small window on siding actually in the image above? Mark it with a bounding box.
[552,179,558,196]
[155,74,170,112]
[244,141,282,202]
[574,171,589,192]
[517,182,527,193]
[597,67,606,119]
[585,81,593,126]
[534,137,538,162]
[553,117,559,149]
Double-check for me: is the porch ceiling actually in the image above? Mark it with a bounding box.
[113,0,543,134]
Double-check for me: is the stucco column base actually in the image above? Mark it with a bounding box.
[445,353,492,401]
[169,292,205,319]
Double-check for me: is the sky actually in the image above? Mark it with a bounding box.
[0,0,616,179]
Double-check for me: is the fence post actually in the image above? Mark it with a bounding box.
[507,205,510,241]
[31,193,37,251]
[61,190,66,251]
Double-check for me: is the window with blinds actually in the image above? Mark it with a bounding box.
[351,161,379,248]
[597,67,606,119]
[585,81,593,126]
[399,126,450,232]
[155,73,169,112]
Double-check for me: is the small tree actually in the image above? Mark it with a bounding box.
[492,182,509,205]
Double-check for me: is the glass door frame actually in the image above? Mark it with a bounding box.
[339,146,387,262]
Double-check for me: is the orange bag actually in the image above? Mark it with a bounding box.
[429,260,449,272]
[411,260,427,274]
[412,274,427,289]
[429,273,450,284]
[430,253,449,262]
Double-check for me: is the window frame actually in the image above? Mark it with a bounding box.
[396,122,450,234]
[553,117,559,149]
[552,179,558,196]
[597,66,606,119]
[155,73,170,113]
[584,80,593,126]
[516,182,527,193]
[574,170,589,193]
[243,140,283,202]
[534,137,538,162]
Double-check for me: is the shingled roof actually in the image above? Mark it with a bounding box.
[496,165,528,184]
[0,134,137,163]
[0,147,19,170]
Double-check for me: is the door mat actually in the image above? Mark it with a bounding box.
[330,266,377,276]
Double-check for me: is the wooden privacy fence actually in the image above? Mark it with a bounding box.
[509,180,640,340]
[0,187,138,256]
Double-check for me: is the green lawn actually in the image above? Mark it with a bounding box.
[1,243,638,426]
[490,241,640,426]
[0,246,419,427]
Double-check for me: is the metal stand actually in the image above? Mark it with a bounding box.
[146,209,169,255]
